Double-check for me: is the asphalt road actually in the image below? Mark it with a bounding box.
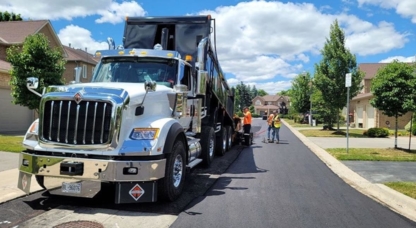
[0,124,253,227]
[171,119,416,228]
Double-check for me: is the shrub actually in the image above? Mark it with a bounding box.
[363,130,368,136]
[252,113,260,118]
[367,127,389,138]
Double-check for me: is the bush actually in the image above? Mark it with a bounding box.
[252,113,260,118]
[367,127,389,138]
[363,130,368,136]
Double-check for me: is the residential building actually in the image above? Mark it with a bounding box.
[0,20,64,133]
[348,63,412,129]
[0,20,99,133]
[63,45,98,83]
[252,95,290,115]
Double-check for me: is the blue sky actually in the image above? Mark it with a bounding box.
[1,0,415,94]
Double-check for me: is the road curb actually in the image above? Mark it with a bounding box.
[0,168,43,204]
[283,120,416,222]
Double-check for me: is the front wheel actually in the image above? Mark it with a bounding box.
[158,140,186,202]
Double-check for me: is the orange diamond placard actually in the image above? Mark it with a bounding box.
[129,184,145,201]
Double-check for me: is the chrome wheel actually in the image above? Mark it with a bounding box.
[173,154,183,188]
[209,137,215,157]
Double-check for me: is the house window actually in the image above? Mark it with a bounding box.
[82,64,87,78]
[92,67,95,76]
[268,101,272,105]
[255,100,261,105]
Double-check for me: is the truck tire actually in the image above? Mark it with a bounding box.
[35,175,46,189]
[215,127,227,156]
[159,140,186,202]
[225,125,232,151]
[201,127,215,167]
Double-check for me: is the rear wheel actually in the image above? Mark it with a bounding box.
[215,126,227,156]
[225,125,232,151]
[159,140,186,202]
[200,127,215,167]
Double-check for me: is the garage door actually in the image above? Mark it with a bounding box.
[357,107,363,128]
[0,89,33,133]
[366,105,375,128]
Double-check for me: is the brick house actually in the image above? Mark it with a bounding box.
[347,63,412,129]
[0,20,65,133]
[252,95,290,115]
[0,20,98,133]
[62,45,98,84]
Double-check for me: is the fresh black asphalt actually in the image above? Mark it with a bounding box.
[171,119,416,228]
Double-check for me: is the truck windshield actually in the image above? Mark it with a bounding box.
[91,57,178,87]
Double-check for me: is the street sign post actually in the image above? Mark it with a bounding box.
[346,73,352,154]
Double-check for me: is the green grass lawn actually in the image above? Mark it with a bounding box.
[385,182,416,200]
[0,135,25,153]
[298,128,367,138]
[282,119,321,128]
[326,148,416,161]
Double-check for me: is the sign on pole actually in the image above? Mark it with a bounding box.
[346,73,352,87]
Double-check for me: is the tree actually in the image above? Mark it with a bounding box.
[277,90,290,96]
[314,20,364,130]
[370,60,416,148]
[235,82,251,110]
[7,33,66,111]
[257,89,268,96]
[0,11,22,21]
[290,72,312,114]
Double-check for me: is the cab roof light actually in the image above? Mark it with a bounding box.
[185,55,192,62]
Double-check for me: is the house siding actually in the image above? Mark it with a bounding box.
[0,46,7,61]
[0,72,10,89]
[378,111,412,129]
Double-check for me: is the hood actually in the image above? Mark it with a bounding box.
[45,82,173,105]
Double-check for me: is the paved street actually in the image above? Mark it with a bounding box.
[171,120,416,228]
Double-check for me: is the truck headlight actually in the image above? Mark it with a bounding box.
[130,128,159,140]
[28,120,39,135]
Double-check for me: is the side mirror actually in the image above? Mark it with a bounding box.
[27,77,38,89]
[26,77,42,97]
[144,80,157,92]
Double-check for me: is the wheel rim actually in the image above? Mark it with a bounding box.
[227,129,232,148]
[173,154,183,188]
[209,135,215,157]
[222,132,227,151]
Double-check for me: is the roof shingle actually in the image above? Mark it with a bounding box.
[0,20,48,44]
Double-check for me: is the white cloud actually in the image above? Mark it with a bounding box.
[0,0,146,23]
[198,1,407,93]
[58,25,108,53]
[358,0,416,23]
[95,1,146,24]
[379,56,416,63]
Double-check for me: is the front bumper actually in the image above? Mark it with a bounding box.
[18,152,166,182]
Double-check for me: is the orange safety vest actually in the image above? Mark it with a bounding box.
[243,111,252,125]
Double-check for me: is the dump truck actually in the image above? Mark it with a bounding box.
[17,15,235,203]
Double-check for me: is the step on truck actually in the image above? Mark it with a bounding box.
[17,15,235,203]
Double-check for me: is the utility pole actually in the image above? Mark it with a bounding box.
[346,73,352,154]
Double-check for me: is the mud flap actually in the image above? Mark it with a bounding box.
[17,171,32,194]
[115,181,158,204]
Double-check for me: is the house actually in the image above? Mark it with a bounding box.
[0,20,65,133]
[347,63,412,129]
[0,20,98,133]
[62,45,98,83]
[252,95,290,115]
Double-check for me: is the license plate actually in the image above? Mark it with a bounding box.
[62,182,82,194]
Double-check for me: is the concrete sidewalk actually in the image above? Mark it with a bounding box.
[0,151,42,204]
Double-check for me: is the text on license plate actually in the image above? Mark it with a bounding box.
[62,182,82,194]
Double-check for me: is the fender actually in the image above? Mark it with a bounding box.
[163,122,187,155]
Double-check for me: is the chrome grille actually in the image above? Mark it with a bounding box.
[42,100,113,145]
